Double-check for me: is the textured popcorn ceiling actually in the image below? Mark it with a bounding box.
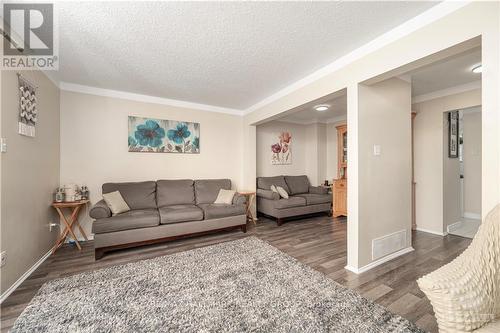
[57,1,438,110]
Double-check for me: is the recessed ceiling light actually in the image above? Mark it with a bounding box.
[314,105,329,111]
[472,65,482,74]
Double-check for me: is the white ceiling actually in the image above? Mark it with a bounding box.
[275,92,347,125]
[53,1,439,111]
[411,48,481,97]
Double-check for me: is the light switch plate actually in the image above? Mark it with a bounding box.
[0,138,6,153]
[373,144,381,156]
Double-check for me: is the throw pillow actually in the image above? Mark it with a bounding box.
[270,184,278,193]
[214,189,236,204]
[276,186,289,199]
[102,191,130,216]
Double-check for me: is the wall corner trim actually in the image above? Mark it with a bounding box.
[412,81,481,104]
[344,246,415,274]
[0,249,52,304]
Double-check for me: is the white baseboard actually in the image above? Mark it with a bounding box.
[0,249,52,304]
[344,246,415,274]
[463,212,481,220]
[416,227,448,236]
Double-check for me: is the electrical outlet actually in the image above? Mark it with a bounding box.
[0,138,6,153]
[49,222,59,232]
[1,251,6,268]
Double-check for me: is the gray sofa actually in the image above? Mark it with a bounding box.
[90,179,246,259]
[256,175,332,225]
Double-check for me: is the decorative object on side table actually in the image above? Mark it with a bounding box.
[51,200,89,253]
[238,191,256,225]
[80,186,89,200]
[54,187,65,202]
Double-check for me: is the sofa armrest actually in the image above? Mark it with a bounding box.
[257,189,280,200]
[232,193,247,205]
[309,186,329,195]
[89,199,112,219]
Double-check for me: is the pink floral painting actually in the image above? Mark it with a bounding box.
[271,131,292,165]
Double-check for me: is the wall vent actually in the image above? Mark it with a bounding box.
[372,230,407,260]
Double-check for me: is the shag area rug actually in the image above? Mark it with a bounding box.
[12,237,424,332]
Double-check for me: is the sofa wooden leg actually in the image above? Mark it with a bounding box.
[241,224,247,233]
[95,249,105,261]
[277,218,283,226]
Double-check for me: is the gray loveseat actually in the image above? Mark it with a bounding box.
[256,175,331,225]
[90,179,246,259]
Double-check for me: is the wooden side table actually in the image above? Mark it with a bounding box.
[238,191,256,225]
[51,200,89,253]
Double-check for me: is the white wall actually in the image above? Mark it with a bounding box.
[305,123,327,186]
[60,91,244,237]
[413,89,481,234]
[357,78,412,267]
[1,71,60,294]
[462,109,482,216]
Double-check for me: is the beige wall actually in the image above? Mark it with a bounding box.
[357,78,412,267]
[1,71,60,294]
[413,89,481,234]
[463,109,482,216]
[60,91,244,238]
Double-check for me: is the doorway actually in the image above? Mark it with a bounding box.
[447,107,482,238]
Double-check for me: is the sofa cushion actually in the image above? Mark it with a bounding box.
[257,176,290,193]
[157,179,195,207]
[198,203,245,219]
[284,175,310,195]
[159,205,203,224]
[102,181,157,210]
[294,193,332,205]
[92,209,159,234]
[89,199,112,219]
[274,196,306,209]
[194,179,231,204]
[102,191,130,215]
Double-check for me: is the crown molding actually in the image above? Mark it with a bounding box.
[59,82,244,116]
[52,0,470,118]
[243,0,470,116]
[412,80,481,104]
[325,115,347,124]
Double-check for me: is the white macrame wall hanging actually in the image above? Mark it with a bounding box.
[18,74,38,137]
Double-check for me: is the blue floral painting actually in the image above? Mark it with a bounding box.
[128,116,200,153]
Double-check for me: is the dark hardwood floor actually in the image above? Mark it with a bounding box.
[1,215,471,332]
